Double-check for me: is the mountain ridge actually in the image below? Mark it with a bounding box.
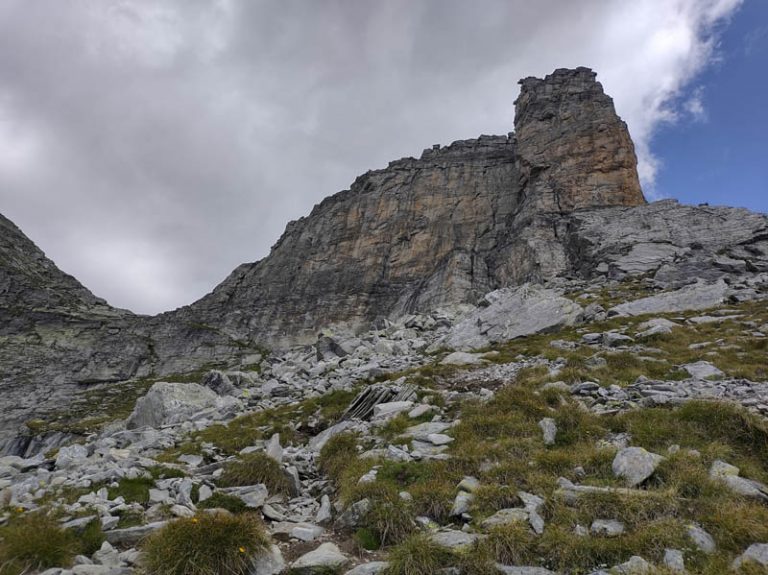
[1,67,767,454]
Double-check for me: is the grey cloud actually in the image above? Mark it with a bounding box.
[0,0,741,313]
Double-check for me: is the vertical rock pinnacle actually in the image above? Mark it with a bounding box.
[514,67,646,214]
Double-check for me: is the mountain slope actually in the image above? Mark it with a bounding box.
[1,67,767,454]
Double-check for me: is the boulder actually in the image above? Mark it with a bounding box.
[591,519,624,537]
[308,421,359,452]
[732,543,768,570]
[55,444,89,469]
[440,284,583,351]
[290,542,349,574]
[611,556,652,574]
[686,524,716,554]
[440,351,488,366]
[481,508,529,529]
[635,318,677,338]
[429,530,483,550]
[126,382,220,429]
[202,370,236,396]
[682,361,724,380]
[539,418,557,446]
[271,521,324,542]
[609,280,728,317]
[663,549,685,573]
[612,447,664,487]
[220,485,269,508]
[709,460,768,501]
[496,567,557,575]
[372,401,414,420]
[104,521,167,546]
[250,544,285,575]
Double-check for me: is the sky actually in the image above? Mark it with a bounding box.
[0,0,764,315]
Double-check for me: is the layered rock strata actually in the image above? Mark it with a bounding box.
[171,67,647,347]
[2,67,768,450]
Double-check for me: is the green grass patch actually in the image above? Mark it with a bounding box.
[0,512,80,574]
[192,388,358,454]
[141,512,270,575]
[108,476,155,504]
[384,533,453,575]
[218,452,291,494]
[197,492,249,514]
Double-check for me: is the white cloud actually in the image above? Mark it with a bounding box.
[684,87,708,122]
[0,0,744,313]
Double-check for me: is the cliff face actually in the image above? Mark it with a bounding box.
[4,66,768,453]
[514,68,644,215]
[172,67,646,346]
[173,136,521,347]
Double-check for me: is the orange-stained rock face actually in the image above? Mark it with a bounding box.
[173,68,648,346]
[515,67,645,215]
[0,68,652,362]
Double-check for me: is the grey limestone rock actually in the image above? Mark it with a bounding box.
[732,543,768,570]
[591,519,625,537]
[709,460,768,501]
[125,382,220,430]
[429,530,483,550]
[663,549,686,573]
[481,508,529,529]
[610,556,653,574]
[539,418,557,446]
[343,563,390,575]
[290,542,349,574]
[496,568,557,575]
[440,351,488,366]
[686,524,716,554]
[609,280,729,317]
[250,544,285,575]
[441,284,584,351]
[683,361,725,380]
[103,521,167,546]
[612,447,664,487]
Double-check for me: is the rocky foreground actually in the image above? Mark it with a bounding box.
[2,273,768,574]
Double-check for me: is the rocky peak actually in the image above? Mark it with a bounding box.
[0,213,115,327]
[514,67,645,214]
[3,67,767,456]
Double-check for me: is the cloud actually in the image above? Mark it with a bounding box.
[684,86,708,123]
[0,0,743,313]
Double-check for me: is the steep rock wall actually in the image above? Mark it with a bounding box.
[172,67,646,346]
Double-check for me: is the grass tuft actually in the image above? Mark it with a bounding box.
[197,492,249,514]
[141,511,270,575]
[108,476,154,504]
[0,512,79,574]
[318,432,359,481]
[384,533,453,575]
[218,452,291,494]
